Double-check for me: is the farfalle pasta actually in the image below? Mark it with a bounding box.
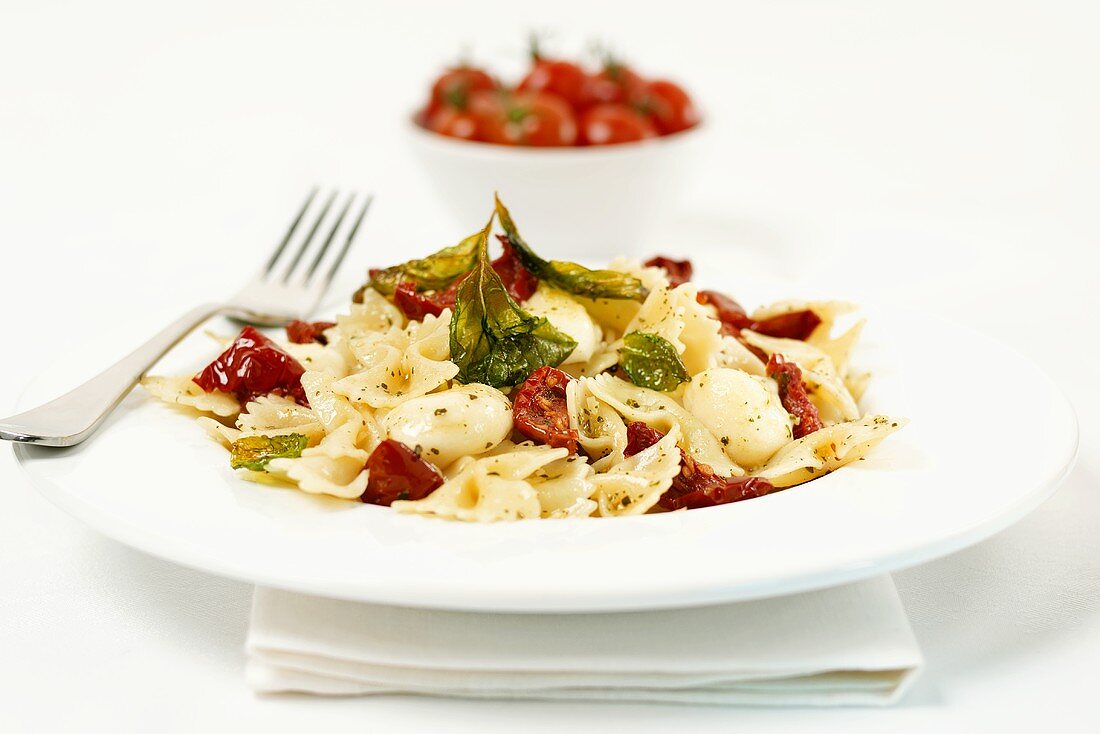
[141,196,903,521]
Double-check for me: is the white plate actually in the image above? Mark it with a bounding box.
[14,306,1077,613]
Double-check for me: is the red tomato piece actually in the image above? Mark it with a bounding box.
[766,354,823,438]
[579,103,657,145]
[472,90,578,147]
[518,58,590,108]
[643,256,693,287]
[361,439,444,506]
[492,235,539,302]
[392,279,459,321]
[193,326,308,406]
[512,366,578,453]
[659,458,774,510]
[697,290,754,335]
[285,320,336,345]
[623,421,775,510]
[641,79,700,134]
[750,310,822,341]
[625,420,665,456]
[429,66,495,113]
[588,63,648,106]
[426,107,482,141]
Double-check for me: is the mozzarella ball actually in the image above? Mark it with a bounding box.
[683,368,792,469]
[523,285,602,364]
[382,384,512,469]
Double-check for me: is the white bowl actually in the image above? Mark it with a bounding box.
[408,118,703,259]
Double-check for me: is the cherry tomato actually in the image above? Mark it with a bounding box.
[471,90,578,147]
[579,103,657,145]
[588,62,647,106]
[428,66,495,113]
[426,106,481,141]
[642,79,700,134]
[518,58,590,108]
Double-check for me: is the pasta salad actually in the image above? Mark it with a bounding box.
[142,196,903,521]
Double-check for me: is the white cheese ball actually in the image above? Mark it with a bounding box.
[382,384,512,470]
[683,368,792,469]
[523,284,602,364]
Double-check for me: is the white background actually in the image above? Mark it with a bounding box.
[1,0,1098,731]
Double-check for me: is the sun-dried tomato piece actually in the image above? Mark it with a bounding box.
[623,421,775,510]
[193,326,308,406]
[512,366,578,452]
[643,256,693,287]
[285,320,336,345]
[751,310,821,341]
[361,439,444,506]
[697,290,754,335]
[766,353,823,438]
[625,420,665,456]
[659,454,774,510]
[392,279,460,321]
[493,235,539,302]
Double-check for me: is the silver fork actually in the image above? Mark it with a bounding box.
[0,189,372,448]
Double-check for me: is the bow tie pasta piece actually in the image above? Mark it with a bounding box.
[264,371,378,499]
[586,374,745,477]
[751,300,860,365]
[529,454,597,517]
[393,442,570,522]
[235,394,326,444]
[381,383,512,470]
[280,342,351,380]
[757,415,907,488]
[333,310,458,409]
[594,424,683,516]
[683,368,793,469]
[622,284,723,376]
[740,331,861,425]
[566,377,629,472]
[336,288,405,339]
[715,334,767,376]
[561,338,621,379]
[522,284,603,365]
[140,375,240,417]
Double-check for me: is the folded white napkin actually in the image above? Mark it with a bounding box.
[246,576,922,706]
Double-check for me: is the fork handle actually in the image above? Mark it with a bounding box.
[1,303,225,447]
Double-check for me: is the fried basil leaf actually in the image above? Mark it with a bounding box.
[619,332,689,392]
[366,231,481,296]
[230,433,309,471]
[494,194,647,301]
[450,217,578,387]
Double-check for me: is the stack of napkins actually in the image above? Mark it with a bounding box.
[246,576,922,706]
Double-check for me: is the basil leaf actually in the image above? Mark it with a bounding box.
[619,332,689,392]
[230,433,309,471]
[450,217,578,387]
[494,194,647,301]
[367,231,481,296]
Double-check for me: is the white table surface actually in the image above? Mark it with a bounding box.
[2,0,1098,730]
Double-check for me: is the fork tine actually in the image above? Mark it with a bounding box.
[281,189,337,282]
[322,194,372,288]
[264,187,318,275]
[303,193,357,284]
